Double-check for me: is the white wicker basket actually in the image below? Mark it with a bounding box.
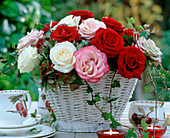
[45,71,138,132]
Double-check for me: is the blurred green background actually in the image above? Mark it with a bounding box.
[0,0,169,101]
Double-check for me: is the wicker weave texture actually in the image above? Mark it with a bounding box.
[45,72,138,132]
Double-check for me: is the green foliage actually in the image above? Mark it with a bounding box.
[141,119,148,130]
[125,128,137,138]
[87,99,95,106]
[140,119,149,138]
[109,114,121,129]
[102,112,111,120]
[111,80,120,88]
[95,93,101,102]
[126,17,135,30]
[50,112,57,126]
[140,130,150,138]
[101,112,121,129]
[86,85,93,93]
[107,97,118,103]
[0,0,52,101]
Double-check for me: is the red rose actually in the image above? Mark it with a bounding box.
[101,17,125,33]
[121,29,139,45]
[50,24,81,42]
[41,22,59,33]
[68,10,93,22]
[124,28,139,39]
[117,46,146,79]
[92,28,124,58]
[34,39,45,52]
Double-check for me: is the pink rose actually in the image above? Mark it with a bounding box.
[136,36,162,65]
[74,46,110,83]
[17,30,44,51]
[79,18,106,39]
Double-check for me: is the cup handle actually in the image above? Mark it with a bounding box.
[26,91,32,110]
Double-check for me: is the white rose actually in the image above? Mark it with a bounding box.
[18,46,40,73]
[136,36,163,64]
[17,30,44,51]
[79,18,106,39]
[50,41,76,73]
[52,15,80,30]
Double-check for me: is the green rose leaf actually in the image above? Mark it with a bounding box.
[140,31,147,37]
[122,34,127,39]
[128,36,134,44]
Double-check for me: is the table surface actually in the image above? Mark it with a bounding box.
[29,102,170,138]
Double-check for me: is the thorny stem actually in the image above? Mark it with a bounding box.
[109,70,117,114]
[159,63,170,73]
[153,67,170,92]
[2,64,15,74]
[91,92,104,114]
[146,68,158,137]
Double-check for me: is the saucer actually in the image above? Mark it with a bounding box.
[0,124,56,137]
[0,117,38,129]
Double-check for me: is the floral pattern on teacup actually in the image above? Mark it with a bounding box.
[6,95,27,118]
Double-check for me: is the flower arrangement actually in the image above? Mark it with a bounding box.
[17,10,162,86]
[16,10,169,136]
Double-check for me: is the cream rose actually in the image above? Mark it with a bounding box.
[79,18,106,39]
[52,15,80,30]
[136,36,163,64]
[50,41,76,73]
[18,46,40,73]
[17,30,44,51]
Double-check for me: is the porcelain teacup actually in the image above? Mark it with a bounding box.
[0,90,32,127]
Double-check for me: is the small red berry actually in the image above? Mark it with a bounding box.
[135,118,141,124]
[144,117,152,124]
[132,113,138,121]
[22,109,27,117]
[16,103,24,112]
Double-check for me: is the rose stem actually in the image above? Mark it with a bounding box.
[153,67,170,92]
[146,67,158,138]
[109,70,117,114]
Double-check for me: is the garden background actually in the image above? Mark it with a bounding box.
[0,0,169,101]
